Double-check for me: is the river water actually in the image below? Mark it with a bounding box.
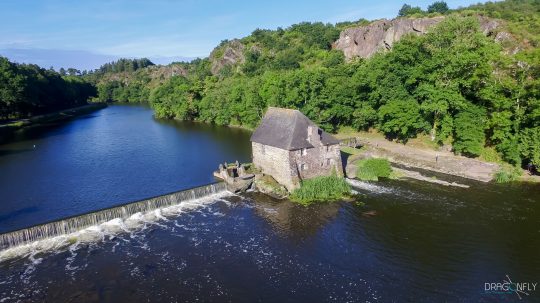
[0,104,538,302]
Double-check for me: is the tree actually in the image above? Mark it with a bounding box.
[398,4,424,17]
[519,127,540,168]
[427,1,449,14]
[378,99,428,141]
[453,106,486,157]
[67,68,80,76]
[0,57,26,119]
[0,57,95,120]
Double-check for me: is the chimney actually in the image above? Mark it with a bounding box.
[307,126,321,145]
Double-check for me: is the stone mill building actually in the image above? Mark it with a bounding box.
[250,107,343,191]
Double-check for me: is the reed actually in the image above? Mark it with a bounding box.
[290,175,351,205]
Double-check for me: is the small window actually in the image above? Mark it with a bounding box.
[301,148,307,156]
[301,163,308,171]
[326,145,330,152]
[326,158,331,166]
[261,145,265,155]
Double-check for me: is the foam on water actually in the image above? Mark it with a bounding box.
[346,178,396,194]
[0,190,231,263]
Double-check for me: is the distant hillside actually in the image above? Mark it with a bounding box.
[87,0,540,169]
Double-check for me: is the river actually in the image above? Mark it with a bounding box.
[0,104,538,302]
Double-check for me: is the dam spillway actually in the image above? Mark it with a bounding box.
[0,182,227,251]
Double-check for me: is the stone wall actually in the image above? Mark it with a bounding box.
[290,144,343,180]
[252,142,299,191]
[253,142,344,192]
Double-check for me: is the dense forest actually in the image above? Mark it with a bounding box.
[1,0,538,170]
[87,0,539,169]
[0,57,96,120]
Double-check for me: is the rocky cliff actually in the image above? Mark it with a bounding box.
[334,16,511,60]
[209,39,245,75]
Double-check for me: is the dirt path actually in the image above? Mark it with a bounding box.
[356,138,499,182]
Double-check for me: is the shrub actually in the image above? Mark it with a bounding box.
[290,175,351,205]
[356,158,392,181]
[494,165,523,183]
[479,146,503,163]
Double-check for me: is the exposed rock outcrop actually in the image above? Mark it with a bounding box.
[334,17,445,60]
[210,39,245,75]
[334,16,514,60]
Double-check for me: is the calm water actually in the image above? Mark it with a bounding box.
[0,104,251,233]
[0,104,539,302]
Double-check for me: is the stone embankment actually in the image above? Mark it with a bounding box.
[344,138,499,183]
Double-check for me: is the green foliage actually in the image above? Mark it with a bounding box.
[87,2,540,170]
[427,1,449,14]
[519,127,540,168]
[0,57,96,120]
[378,99,428,141]
[459,0,540,47]
[356,158,393,181]
[95,58,154,74]
[398,4,424,16]
[453,106,486,157]
[479,146,503,163]
[494,164,523,183]
[290,175,351,205]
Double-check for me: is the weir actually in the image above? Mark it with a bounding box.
[0,182,227,251]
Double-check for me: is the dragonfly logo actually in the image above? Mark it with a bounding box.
[484,275,537,300]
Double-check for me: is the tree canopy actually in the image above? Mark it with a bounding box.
[0,57,96,120]
[14,0,538,170]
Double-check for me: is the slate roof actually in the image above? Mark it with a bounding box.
[250,107,340,150]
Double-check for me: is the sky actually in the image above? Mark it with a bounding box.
[0,0,486,70]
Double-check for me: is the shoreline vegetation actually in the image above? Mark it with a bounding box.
[83,1,538,176]
[1,1,538,179]
[0,103,107,144]
[289,175,352,205]
[355,158,393,181]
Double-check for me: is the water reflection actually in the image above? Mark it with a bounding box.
[246,192,341,240]
[0,104,252,232]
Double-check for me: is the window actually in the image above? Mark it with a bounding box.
[326,158,331,166]
[326,145,330,152]
[301,163,308,171]
[261,145,265,155]
[301,148,307,156]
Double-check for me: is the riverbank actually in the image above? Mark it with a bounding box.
[340,134,540,183]
[0,103,107,144]
[338,131,498,182]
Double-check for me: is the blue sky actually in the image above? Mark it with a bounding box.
[0,0,486,70]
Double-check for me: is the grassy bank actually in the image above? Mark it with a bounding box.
[356,158,393,181]
[494,165,523,183]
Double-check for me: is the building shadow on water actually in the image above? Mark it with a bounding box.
[243,192,341,241]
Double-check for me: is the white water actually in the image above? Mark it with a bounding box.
[0,183,229,261]
[346,178,396,194]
